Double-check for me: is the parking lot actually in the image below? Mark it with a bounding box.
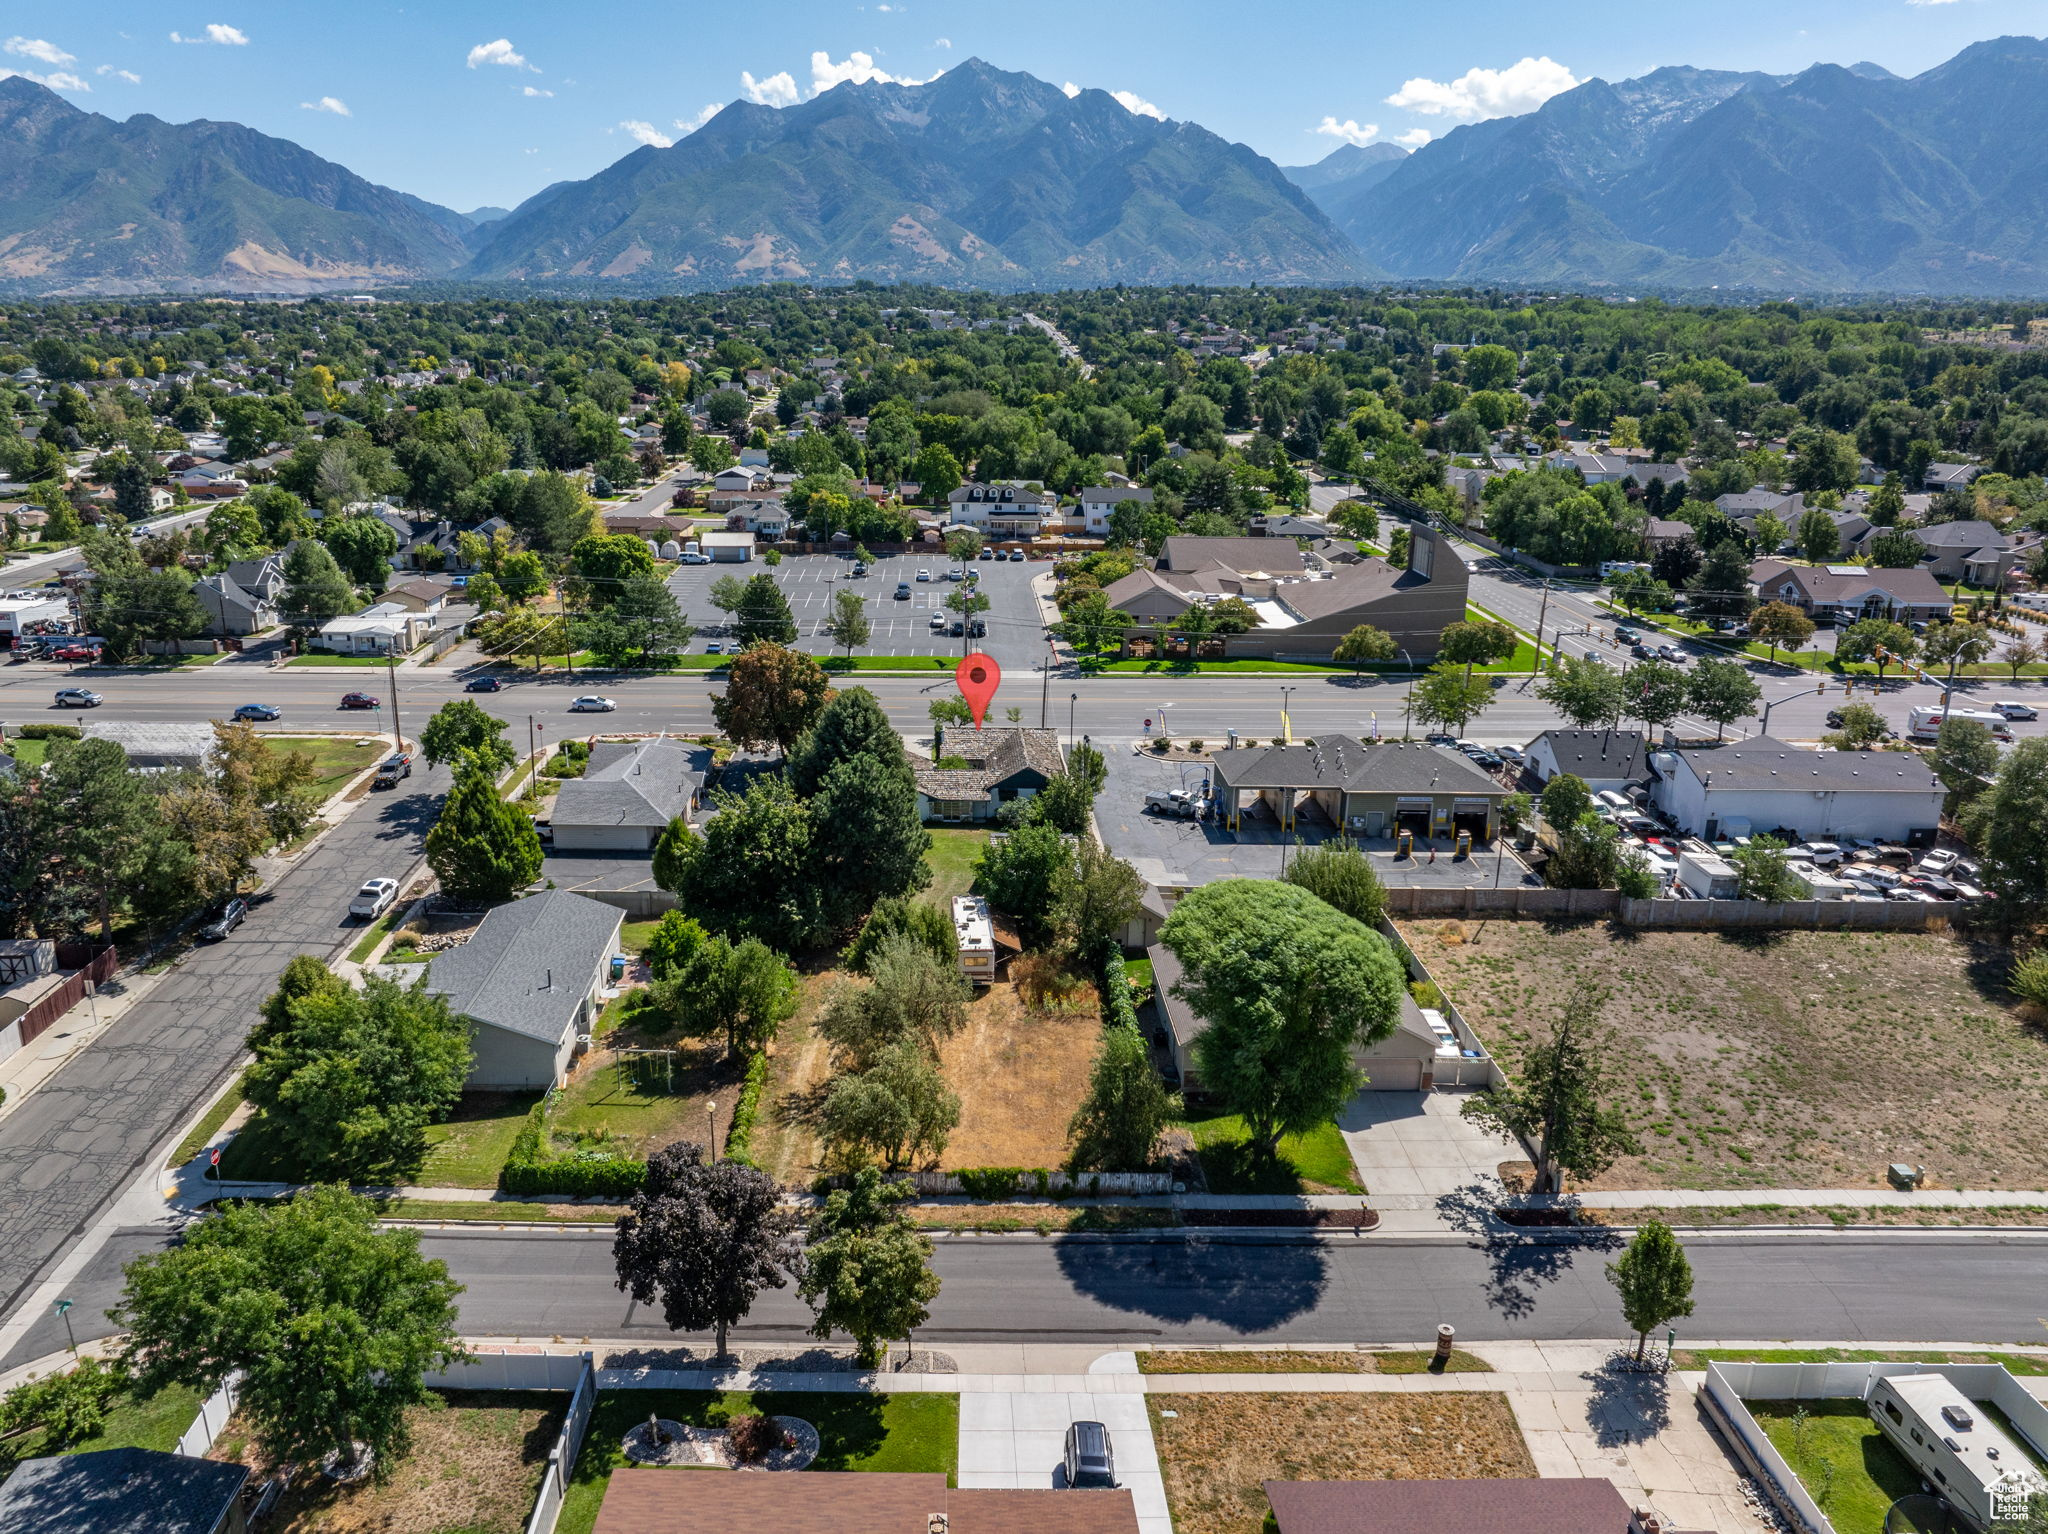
[1095,740,1539,890]
[662,549,1052,668]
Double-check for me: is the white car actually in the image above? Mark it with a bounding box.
[568,696,618,713]
[928,611,948,629]
[915,569,932,582]
[349,877,399,920]
[1794,841,1845,868]
[1915,849,1960,875]
[677,552,710,565]
[1993,700,2039,720]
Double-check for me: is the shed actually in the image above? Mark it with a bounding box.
[700,531,754,562]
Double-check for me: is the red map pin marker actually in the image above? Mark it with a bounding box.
[955,652,1001,729]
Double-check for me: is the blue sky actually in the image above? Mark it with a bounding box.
[5,0,2043,212]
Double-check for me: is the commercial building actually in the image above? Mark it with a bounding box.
[1209,734,1509,842]
[1646,735,1943,844]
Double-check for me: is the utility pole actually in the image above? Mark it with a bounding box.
[1529,579,1552,681]
[384,649,402,753]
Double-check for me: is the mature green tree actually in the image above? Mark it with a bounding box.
[1961,738,2048,924]
[732,572,798,647]
[245,975,471,1181]
[823,589,871,662]
[1836,618,1917,683]
[1055,840,1144,958]
[974,821,1072,951]
[570,532,658,601]
[1686,540,1755,622]
[1282,839,1388,928]
[817,935,970,1070]
[1160,879,1404,1156]
[253,954,349,1051]
[495,549,550,605]
[787,687,903,798]
[799,1166,941,1364]
[666,776,826,951]
[1866,527,1925,569]
[841,896,956,974]
[88,566,211,655]
[1606,1219,1696,1362]
[280,538,356,629]
[1685,658,1761,740]
[1333,623,1397,674]
[1625,660,1692,737]
[1730,835,1810,902]
[1053,590,1134,654]
[38,737,169,938]
[641,911,709,981]
[1537,656,1627,729]
[1930,717,2000,815]
[424,753,542,901]
[810,753,932,927]
[1823,701,1891,750]
[1408,663,1494,735]
[1794,506,1842,564]
[320,514,400,590]
[1921,619,1996,681]
[909,443,962,504]
[1066,1020,1180,1172]
[612,1142,799,1361]
[1462,991,1639,1193]
[1747,601,1815,664]
[2002,635,2044,682]
[1749,511,1789,558]
[662,933,799,1057]
[418,700,515,773]
[1023,747,1107,837]
[113,1187,464,1477]
[1609,569,1675,615]
[712,642,834,754]
[1538,773,1595,830]
[1438,619,1518,681]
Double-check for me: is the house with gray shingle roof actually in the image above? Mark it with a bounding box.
[0,1447,249,1534]
[549,738,706,852]
[1210,734,1507,840]
[426,889,624,1089]
[914,727,1065,823]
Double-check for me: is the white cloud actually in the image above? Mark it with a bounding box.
[523,85,552,97]
[1061,81,1080,98]
[5,38,75,67]
[1313,116,1379,146]
[299,95,349,115]
[810,50,933,94]
[934,37,951,49]
[466,38,534,71]
[170,24,248,46]
[619,119,673,148]
[740,68,800,107]
[1111,88,1163,119]
[96,65,142,83]
[0,67,88,90]
[673,103,722,134]
[1395,127,1433,147]
[1387,55,1578,120]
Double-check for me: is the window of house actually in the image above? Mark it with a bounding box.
[999,786,1018,801]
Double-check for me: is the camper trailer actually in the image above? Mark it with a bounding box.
[1868,1373,2048,1530]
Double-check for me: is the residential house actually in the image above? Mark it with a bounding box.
[586,1470,1139,1534]
[550,738,706,852]
[1924,461,1981,495]
[1247,513,1333,541]
[82,721,218,771]
[1747,559,1953,625]
[912,727,1065,822]
[1077,484,1153,535]
[427,889,624,1090]
[192,570,277,635]
[0,1447,250,1534]
[377,575,457,614]
[169,461,243,492]
[1643,516,1694,550]
[1715,487,1806,528]
[309,603,432,655]
[1646,734,1943,844]
[1524,729,1648,793]
[1264,1479,1646,1534]
[1210,734,1508,841]
[1627,462,1690,492]
[947,482,1057,538]
[222,553,288,603]
[726,500,792,538]
[1546,450,1635,484]
[1888,518,2019,585]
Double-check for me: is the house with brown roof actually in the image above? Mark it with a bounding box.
[913,726,1066,823]
[591,1469,1138,1534]
[1263,1478,1671,1534]
[1746,559,1953,625]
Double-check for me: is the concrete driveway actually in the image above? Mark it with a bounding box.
[1338,1088,1521,1203]
[958,1388,1170,1534]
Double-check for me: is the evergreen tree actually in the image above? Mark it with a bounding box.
[787,687,906,798]
[733,572,798,646]
[1067,1024,1179,1171]
[810,754,931,927]
[424,752,542,901]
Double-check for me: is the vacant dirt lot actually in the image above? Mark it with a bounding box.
[1410,920,2048,1191]
[1147,1392,1532,1534]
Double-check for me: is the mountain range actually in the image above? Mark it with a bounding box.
[4,40,2048,296]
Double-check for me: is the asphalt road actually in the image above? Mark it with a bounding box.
[13,1225,2048,1368]
[0,756,455,1324]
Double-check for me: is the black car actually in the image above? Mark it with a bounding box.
[465,674,505,693]
[199,897,248,941]
[1826,709,1846,729]
[1614,628,1640,645]
[1630,643,1655,660]
[1064,1421,1115,1489]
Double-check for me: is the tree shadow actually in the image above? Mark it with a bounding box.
[757,1391,888,1468]
[1050,1233,1330,1331]
[1581,1361,1673,1447]
[1433,1183,1620,1322]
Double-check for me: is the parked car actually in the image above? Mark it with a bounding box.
[1993,700,2039,720]
[704,641,723,655]
[851,562,868,577]
[198,897,248,941]
[1794,841,1845,868]
[1496,745,1525,766]
[1009,549,1026,561]
[1064,1422,1116,1490]
[349,877,399,920]
[1915,849,1960,875]
[1910,875,1961,900]
[372,753,413,788]
[978,547,996,560]
[929,611,948,630]
[51,644,99,663]
[677,551,710,565]
[1425,733,1459,748]
[915,569,932,582]
[1949,878,1988,900]
[464,674,505,692]
[568,695,618,713]
[53,688,102,707]
[894,582,912,600]
[339,691,380,710]
[231,703,281,722]
[1144,789,1204,819]
[1886,888,1939,904]
[967,617,987,638]
[945,568,964,581]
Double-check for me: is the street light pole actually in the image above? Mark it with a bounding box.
[1040,638,1052,728]
[1529,579,1552,681]
[1068,692,1078,751]
[1398,652,1415,739]
[384,650,402,753]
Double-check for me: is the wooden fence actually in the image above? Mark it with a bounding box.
[17,945,116,1049]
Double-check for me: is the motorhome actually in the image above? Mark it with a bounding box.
[1907,706,2013,742]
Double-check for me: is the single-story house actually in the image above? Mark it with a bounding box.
[588,1469,1138,1534]
[1924,461,1981,495]
[81,721,216,772]
[310,604,433,655]
[1716,488,1805,527]
[1264,1478,1644,1534]
[947,482,1056,537]
[1627,461,1690,491]
[550,738,705,852]
[0,1446,250,1534]
[913,727,1065,822]
[192,571,276,636]
[1150,942,1457,1093]
[427,888,624,1090]
[1210,734,1509,841]
[1077,484,1152,534]
[1746,560,1953,625]
[1646,734,1943,844]
[1525,729,1647,793]
[1643,516,1694,550]
[700,531,754,562]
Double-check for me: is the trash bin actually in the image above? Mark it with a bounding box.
[609,954,628,982]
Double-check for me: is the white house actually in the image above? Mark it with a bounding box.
[1646,735,1943,844]
[700,531,754,562]
[427,889,623,1090]
[947,482,1056,537]
[1077,485,1152,535]
[310,604,431,655]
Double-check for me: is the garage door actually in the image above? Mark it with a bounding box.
[1394,797,1433,835]
[1452,796,1492,839]
[1360,1057,1423,1091]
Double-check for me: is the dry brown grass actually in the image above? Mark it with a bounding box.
[208,1390,561,1533]
[1141,1350,1366,1375]
[1410,920,2048,1191]
[1148,1392,1533,1534]
[937,980,1101,1169]
[746,972,841,1184]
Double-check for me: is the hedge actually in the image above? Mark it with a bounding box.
[16,724,80,741]
[722,1049,771,1165]
[498,1101,647,1198]
[1095,937,1140,1033]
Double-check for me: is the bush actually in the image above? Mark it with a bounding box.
[2012,952,2048,1010]
[726,1412,784,1462]
[722,1049,771,1164]
[16,724,80,741]
[956,1167,1025,1200]
[499,1102,647,1197]
[1408,979,1443,1010]
[1188,739,1205,754]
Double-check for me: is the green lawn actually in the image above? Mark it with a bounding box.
[1124,957,1154,991]
[6,738,50,768]
[346,908,402,964]
[0,1380,205,1479]
[557,1390,958,1534]
[1180,1110,1365,1195]
[275,735,388,795]
[284,653,404,667]
[167,1073,246,1168]
[922,828,990,910]
[620,920,661,955]
[374,1198,620,1224]
[418,1092,544,1187]
[1751,1400,1920,1534]
[1680,1347,2048,1375]
[548,1034,740,1160]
